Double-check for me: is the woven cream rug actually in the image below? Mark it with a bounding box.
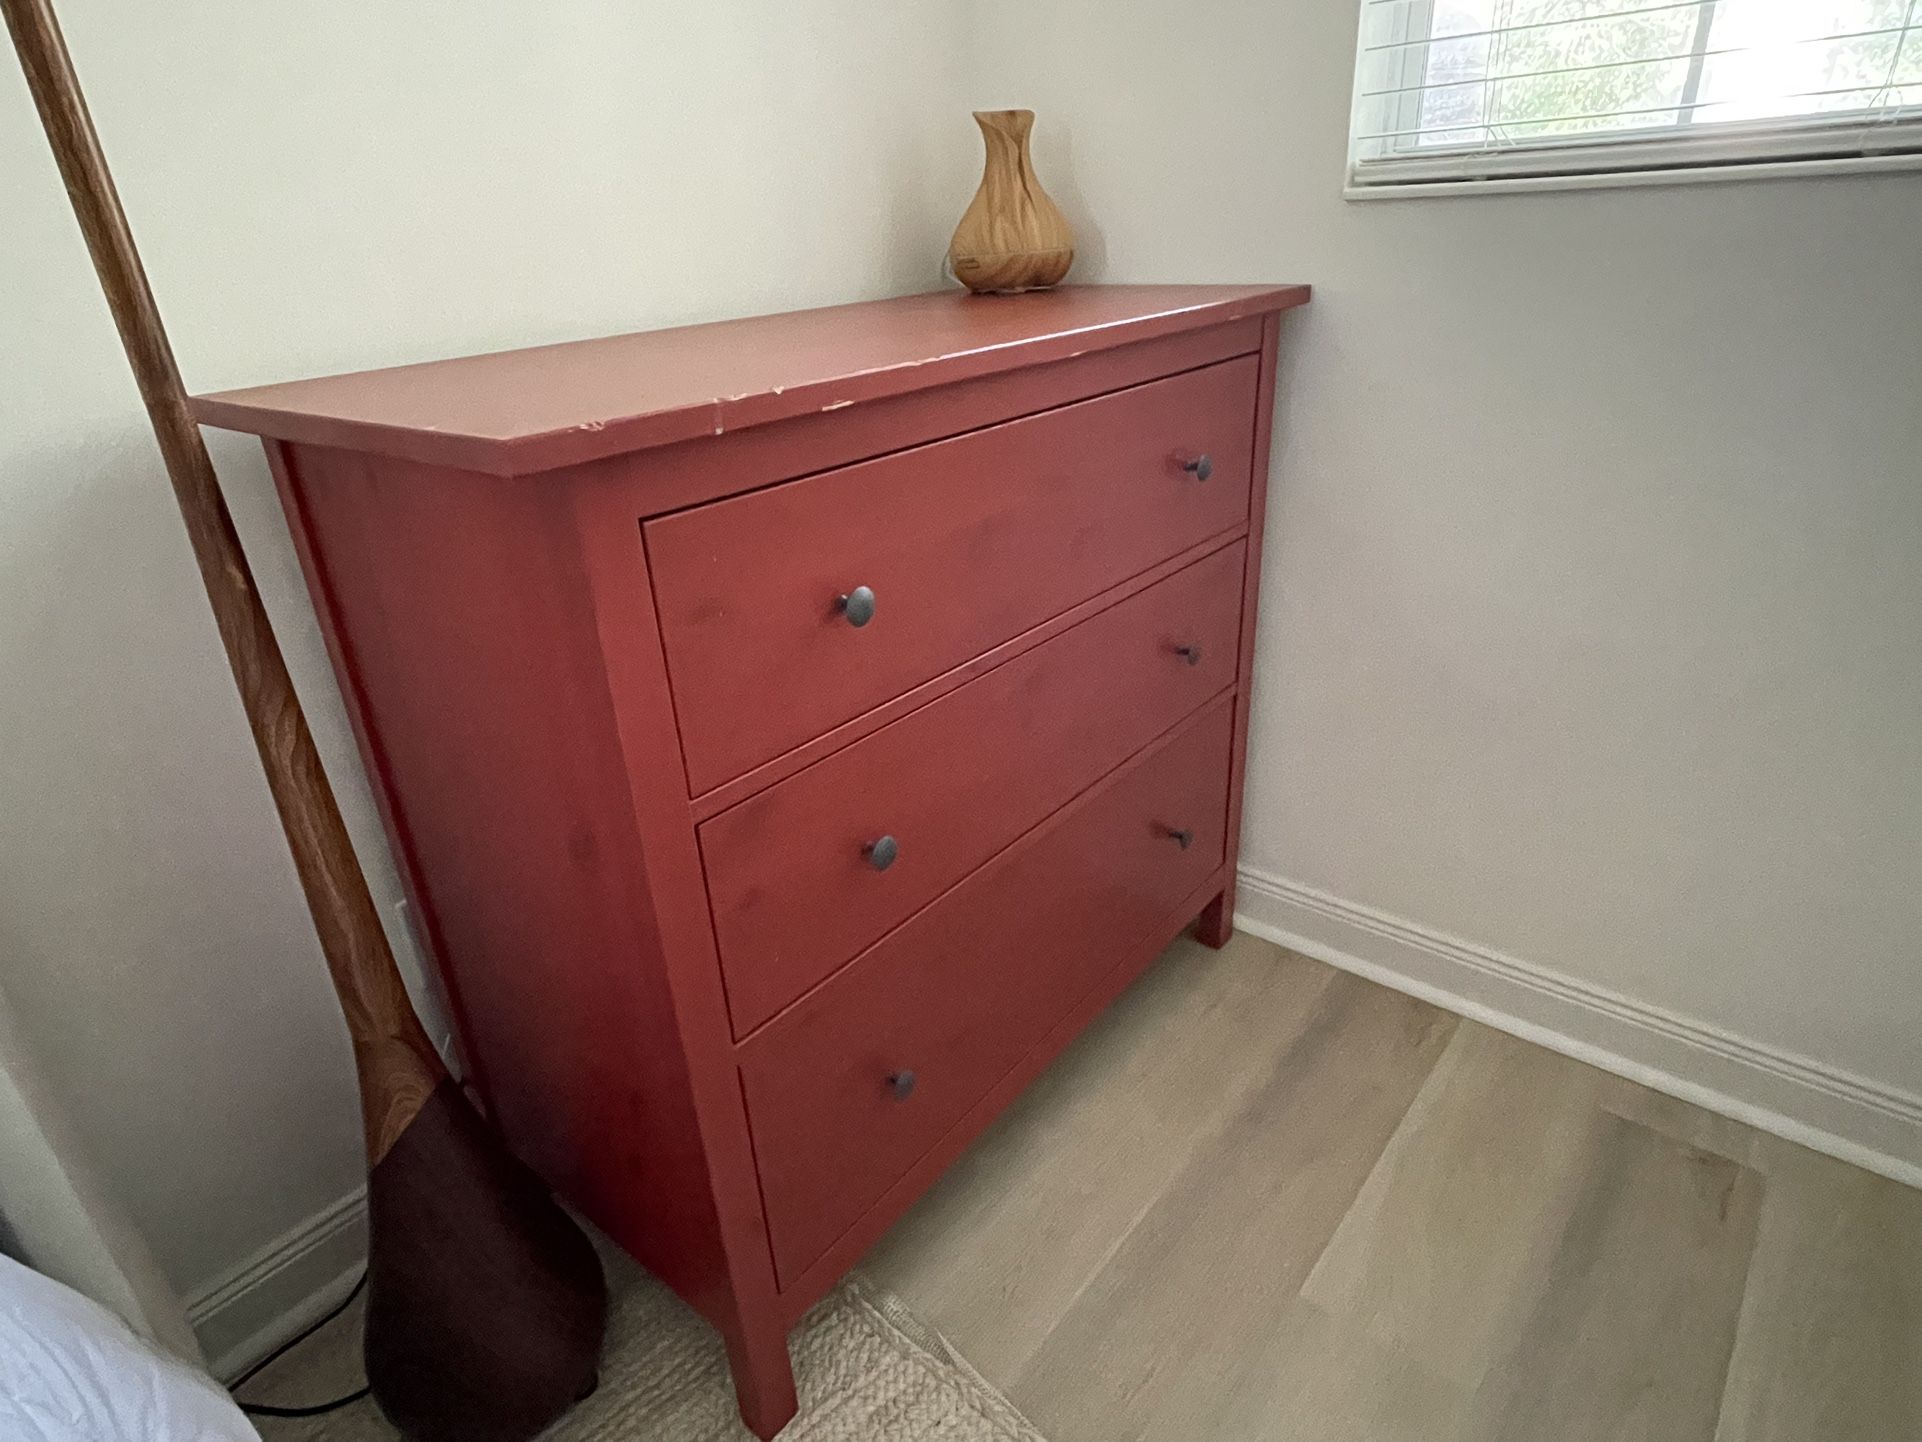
[244,1261,1044,1442]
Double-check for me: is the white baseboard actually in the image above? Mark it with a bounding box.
[187,1188,368,1382]
[1234,868,1922,1189]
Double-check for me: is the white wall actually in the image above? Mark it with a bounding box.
[976,2,1922,1171]
[2,0,974,1355]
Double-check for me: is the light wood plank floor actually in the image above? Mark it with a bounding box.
[864,932,1922,1442]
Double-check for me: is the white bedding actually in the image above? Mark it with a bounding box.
[0,1252,258,1442]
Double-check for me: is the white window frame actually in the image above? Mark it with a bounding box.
[1345,0,1922,198]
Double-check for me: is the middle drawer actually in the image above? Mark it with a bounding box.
[701,540,1245,1037]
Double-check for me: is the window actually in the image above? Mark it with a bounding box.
[1347,0,1922,192]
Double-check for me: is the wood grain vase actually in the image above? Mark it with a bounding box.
[948,109,1074,294]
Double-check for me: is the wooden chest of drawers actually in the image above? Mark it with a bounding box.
[195,283,1309,1436]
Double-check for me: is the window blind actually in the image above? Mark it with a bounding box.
[1348,0,1922,189]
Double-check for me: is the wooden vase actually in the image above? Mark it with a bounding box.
[948,109,1074,294]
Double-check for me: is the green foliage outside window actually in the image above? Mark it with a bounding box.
[1412,0,1920,148]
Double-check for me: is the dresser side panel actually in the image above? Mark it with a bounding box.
[1201,310,1288,945]
[274,442,733,1313]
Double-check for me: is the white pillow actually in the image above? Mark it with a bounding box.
[0,1253,258,1442]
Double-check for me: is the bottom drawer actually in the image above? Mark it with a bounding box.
[738,695,1234,1287]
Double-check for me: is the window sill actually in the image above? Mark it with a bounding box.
[1344,149,1922,199]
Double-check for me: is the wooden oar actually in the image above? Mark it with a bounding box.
[3,3,607,1436]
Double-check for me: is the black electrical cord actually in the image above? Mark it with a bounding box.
[239,1384,373,1421]
[230,1268,373,1419]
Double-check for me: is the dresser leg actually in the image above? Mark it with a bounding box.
[1195,888,1235,949]
[724,1310,798,1440]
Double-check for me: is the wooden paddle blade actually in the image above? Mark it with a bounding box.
[364,1079,607,1442]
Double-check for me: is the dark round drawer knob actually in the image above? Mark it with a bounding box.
[1180,452,1214,482]
[1173,643,1203,667]
[863,834,899,871]
[1159,823,1195,850]
[836,585,876,627]
[886,1070,917,1101]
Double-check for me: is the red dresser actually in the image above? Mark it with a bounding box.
[195,283,1309,1436]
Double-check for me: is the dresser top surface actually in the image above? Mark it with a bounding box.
[191,283,1308,475]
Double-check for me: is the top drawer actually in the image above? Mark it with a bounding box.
[644,354,1261,793]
